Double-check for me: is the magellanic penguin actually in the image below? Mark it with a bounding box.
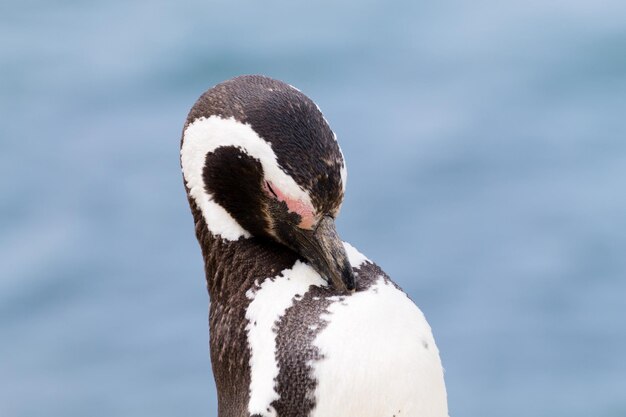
[180,75,449,417]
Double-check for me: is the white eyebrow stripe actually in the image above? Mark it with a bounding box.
[181,115,313,240]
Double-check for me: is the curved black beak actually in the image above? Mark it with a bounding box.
[289,216,356,293]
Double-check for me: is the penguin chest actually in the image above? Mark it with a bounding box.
[309,277,448,417]
[244,262,448,417]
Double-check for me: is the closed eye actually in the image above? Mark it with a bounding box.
[266,181,278,198]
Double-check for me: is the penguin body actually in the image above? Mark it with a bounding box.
[181,75,448,417]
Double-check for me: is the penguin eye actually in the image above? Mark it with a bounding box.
[265,181,278,198]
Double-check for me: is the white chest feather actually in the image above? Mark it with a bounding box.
[245,261,327,416]
[244,243,448,417]
[311,277,448,417]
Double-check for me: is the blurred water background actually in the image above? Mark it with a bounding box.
[1,1,626,416]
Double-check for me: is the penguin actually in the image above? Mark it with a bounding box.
[180,75,449,417]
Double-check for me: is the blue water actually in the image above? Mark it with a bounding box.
[2,1,625,416]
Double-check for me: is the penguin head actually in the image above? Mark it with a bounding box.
[181,75,355,292]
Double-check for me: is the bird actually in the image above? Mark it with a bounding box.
[180,75,449,417]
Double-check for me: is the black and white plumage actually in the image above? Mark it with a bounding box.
[180,75,448,417]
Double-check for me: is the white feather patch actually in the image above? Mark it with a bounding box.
[181,116,313,241]
[245,260,327,416]
[311,277,449,417]
[342,241,369,268]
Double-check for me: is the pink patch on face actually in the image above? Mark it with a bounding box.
[264,181,316,229]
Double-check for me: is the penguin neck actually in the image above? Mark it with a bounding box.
[190,200,299,303]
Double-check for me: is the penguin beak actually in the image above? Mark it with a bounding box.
[292,216,356,293]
